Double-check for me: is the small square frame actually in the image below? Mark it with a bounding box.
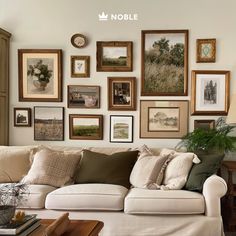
[14,108,31,127]
[71,56,90,78]
[196,39,216,63]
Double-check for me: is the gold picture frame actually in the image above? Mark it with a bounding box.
[196,39,216,63]
[71,56,90,78]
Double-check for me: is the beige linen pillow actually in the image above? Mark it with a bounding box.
[22,149,81,187]
[130,154,172,189]
[131,144,154,157]
[160,149,200,190]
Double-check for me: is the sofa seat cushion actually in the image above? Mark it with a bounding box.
[124,188,205,215]
[19,185,56,209]
[45,184,128,211]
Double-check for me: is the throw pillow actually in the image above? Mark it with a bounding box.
[185,152,225,192]
[22,149,81,187]
[160,149,201,190]
[75,150,139,188]
[130,154,172,189]
[131,144,154,157]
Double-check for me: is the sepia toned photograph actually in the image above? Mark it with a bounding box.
[196,38,216,63]
[69,114,103,140]
[110,115,133,143]
[108,77,136,110]
[148,107,179,131]
[14,108,31,127]
[68,85,100,108]
[71,56,90,77]
[34,107,64,141]
[18,49,62,102]
[204,79,217,104]
[141,30,188,96]
[97,41,133,71]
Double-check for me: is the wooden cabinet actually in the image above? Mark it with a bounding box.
[0,28,11,145]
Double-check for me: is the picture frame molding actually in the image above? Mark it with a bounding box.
[194,119,215,130]
[14,108,31,127]
[196,38,216,63]
[71,55,90,78]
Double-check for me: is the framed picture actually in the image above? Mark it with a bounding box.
[191,70,230,115]
[108,77,136,110]
[34,106,64,141]
[196,39,216,63]
[18,49,62,102]
[110,115,133,143]
[14,108,31,127]
[68,85,100,109]
[140,100,188,138]
[69,114,103,140]
[194,120,215,130]
[96,41,133,72]
[141,30,188,96]
[71,56,90,77]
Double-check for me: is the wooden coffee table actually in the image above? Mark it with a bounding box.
[31,219,104,236]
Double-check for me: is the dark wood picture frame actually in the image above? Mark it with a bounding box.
[18,49,62,102]
[141,30,189,96]
[71,34,88,48]
[108,77,136,111]
[191,70,230,115]
[194,120,215,130]
[34,106,64,141]
[96,41,133,72]
[67,85,100,109]
[69,114,103,140]
[14,108,31,127]
[196,39,216,63]
[71,56,90,78]
[110,115,134,143]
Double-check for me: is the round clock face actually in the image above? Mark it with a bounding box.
[71,34,87,48]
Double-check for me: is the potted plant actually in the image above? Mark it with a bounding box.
[0,183,28,225]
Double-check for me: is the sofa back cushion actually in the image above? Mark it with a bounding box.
[75,150,139,188]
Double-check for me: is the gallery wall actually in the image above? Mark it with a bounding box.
[0,0,236,149]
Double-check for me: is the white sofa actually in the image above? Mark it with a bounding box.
[0,145,227,236]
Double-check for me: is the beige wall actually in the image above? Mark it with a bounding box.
[0,0,235,148]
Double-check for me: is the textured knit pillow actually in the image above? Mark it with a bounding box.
[160,149,200,190]
[22,149,81,187]
[75,150,139,188]
[130,154,172,189]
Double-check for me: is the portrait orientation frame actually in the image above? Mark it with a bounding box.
[191,70,230,115]
[69,114,103,140]
[196,39,216,63]
[96,41,133,72]
[141,30,189,96]
[71,55,90,78]
[14,108,31,127]
[110,115,134,143]
[18,49,62,102]
[140,100,188,139]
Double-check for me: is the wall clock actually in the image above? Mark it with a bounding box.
[71,34,87,48]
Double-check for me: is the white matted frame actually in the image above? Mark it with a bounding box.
[191,70,230,115]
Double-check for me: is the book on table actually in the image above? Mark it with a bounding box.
[0,214,39,235]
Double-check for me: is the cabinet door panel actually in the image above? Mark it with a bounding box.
[0,36,8,93]
[0,96,8,145]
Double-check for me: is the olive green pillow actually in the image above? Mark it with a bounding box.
[185,152,225,192]
[75,150,139,188]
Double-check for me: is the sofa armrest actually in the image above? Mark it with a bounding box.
[202,175,227,217]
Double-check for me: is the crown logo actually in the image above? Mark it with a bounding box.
[99,12,108,21]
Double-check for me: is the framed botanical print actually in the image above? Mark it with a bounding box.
[71,56,90,77]
[69,114,103,140]
[18,49,62,102]
[141,30,189,96]
[140,100,188,138]
[196,39,216,63]
[191,70,230,115]
[108,77,136,110]
[34,106,64,141]
[110,115,133,143]
[194,120,215,130]
[68,85,100,108]
[14,108,31,127]
[96,41,133,72]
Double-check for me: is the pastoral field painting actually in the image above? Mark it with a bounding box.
[148,107,179,131]
[34,107,64,141]
[102,47,127,66]
[69,115,103,140]
[141,30,188,96]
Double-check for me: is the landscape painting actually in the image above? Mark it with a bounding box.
[110,116,133,143]
[68,85,100,108]
[97,41,133,71]
[34,107,64,141]
[69,114,103,140]
[141,30,188,96]
[148,107,179,131]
